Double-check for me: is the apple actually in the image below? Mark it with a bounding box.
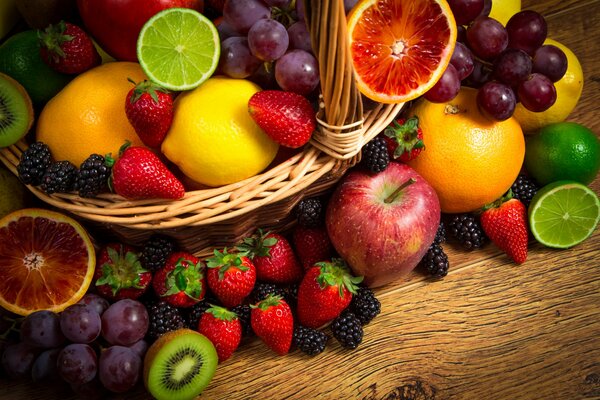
[326,162,441,288]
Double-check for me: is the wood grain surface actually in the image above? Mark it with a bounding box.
[1,0,599,399]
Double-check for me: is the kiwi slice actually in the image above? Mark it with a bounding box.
[0,72,34,148]
[144,328,218,400]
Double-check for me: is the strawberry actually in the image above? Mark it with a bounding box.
[197,305,242,363]
[125,79,174,148]
[292,226,335,270]
[297,259,363,329]
[480,192,529,264]
[152,252,206,308]
[94,243,151,301]
[108,142,185,200]
[206,248,257,308]
[248,90,316,148]
[382,116,425,162]
[250,294,294,355]
[237,229,303,284]
[38,21,100,74]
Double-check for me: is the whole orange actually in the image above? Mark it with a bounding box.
[406,87,525,213]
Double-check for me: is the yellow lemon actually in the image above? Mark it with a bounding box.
[513,39,584,134]
[36,62,146,166]
[161,77,279,187]
[489,0,521,26]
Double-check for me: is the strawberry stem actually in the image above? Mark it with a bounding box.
[384,178,416,204]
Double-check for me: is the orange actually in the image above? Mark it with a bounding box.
[406,87,525,213]
[347,0,457,104]
[36,62,147,166]
[0,208,96,316]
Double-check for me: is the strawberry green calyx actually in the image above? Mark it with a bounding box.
[314,259,363,298]
[206,305,238,321]
[38,20,73,62]
[251,294,284,311]
[127,78,170,104]
[481,189,515,212]
[206,247,249,280]
[384,116,424,159]
[96,247,147,296]
[236,229,277,259]
[163,257,204,300]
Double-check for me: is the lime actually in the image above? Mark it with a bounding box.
[528,181,600,248]
[524,122,600,186]
[137,8,220,91]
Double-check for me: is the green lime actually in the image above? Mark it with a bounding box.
[528,180,600,248]
[524,122,600,186]
[0,30,72,105]
[137,8,220,91]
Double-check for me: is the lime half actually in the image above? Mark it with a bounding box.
[529,180,600,248]
[137,8,220,91]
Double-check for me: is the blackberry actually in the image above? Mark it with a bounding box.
[251,282,287,303]
[434,221,447,244]
[331,311,363,349]
[296,198,324,228]
[140,234,176,272]
[361,137,389,173]
[231,304,252,336]
[447,213,487,250]
[284,283,299,309]
[40,161,78,194]
[146,301,185,343]
[185,300,210,330]
[76,154,111,198]
[511,174,539,208]
[17,141,52,186]
[419,242,449,278]
[293,325,328,355]
[350,287,381,325]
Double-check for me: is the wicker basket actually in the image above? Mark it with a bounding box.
[0,0,404,255]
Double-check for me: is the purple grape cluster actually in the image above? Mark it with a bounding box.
[426,0,567,121]
[219,0,320,95]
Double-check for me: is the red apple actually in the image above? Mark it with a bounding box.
[326,162,441,288]
[77,0,204,62]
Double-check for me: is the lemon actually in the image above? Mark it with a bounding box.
[161,77,279,187]
[513,39,583,134]
[489,0,521,26]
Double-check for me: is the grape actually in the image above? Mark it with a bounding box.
[60,303,101,344]
[275,49,320,95]
[477,81,516,121]
[518,73,557,112]
[20,310,65,348]
[217,20,241,42]
[57,343,98,385]
[249,62,278,90]
[264,0,291,6]
[456,25,467,44]
[296,0,305,20]
[532,44,568,82]
[424,64,461,103]
[223,0,270,34]
[128,339,148,358]
[466,16,508,60]
[464,59,493,88]
[506,10,547,55]
[479,0,491,17]
[78,293,110,316]
[1,342,39,378]
[450,42,474,80]
[288,21,312,52]
[344,0,359,14]
[31,348,61,382]
[248,19,289,62]
[493,48,532,87]
[219,37,262,79]
[447,0,484,26]
[101,299,149,346]
[98,346,142,393]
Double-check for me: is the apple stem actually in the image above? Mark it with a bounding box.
[384,178,416,204]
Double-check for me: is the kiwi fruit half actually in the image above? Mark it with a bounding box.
[0,72,34,147]
[144,328,218,400]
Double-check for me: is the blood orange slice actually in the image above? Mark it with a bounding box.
[0,209,96,316]
[347,0,457,103]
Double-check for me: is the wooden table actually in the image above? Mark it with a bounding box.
[2,0,599,399]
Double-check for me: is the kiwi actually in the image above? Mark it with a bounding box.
[0,72,34,147]
[144,328,218,400]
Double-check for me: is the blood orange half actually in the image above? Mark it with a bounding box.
[0,208,96,316]
[347,0,457,103]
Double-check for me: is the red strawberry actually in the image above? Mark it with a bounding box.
[237,229,303,284]
[125,80,174,148]
[152,252,206,308]
[382,116,424,162]
[292,226,334,270]
[39,21,100,74]
[197,305,242,363]
[250,294,294,355]
[297,259,363,329]
[108,142,185,200]
[94,243,151,301]
[480,193,528,264]
[248,90,316,148]
[206,248,257,308]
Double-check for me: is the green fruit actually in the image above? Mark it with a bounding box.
[0,72,34,147]
[524,122,600,185]
[0,30,72,105]
[0,163,27,219]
